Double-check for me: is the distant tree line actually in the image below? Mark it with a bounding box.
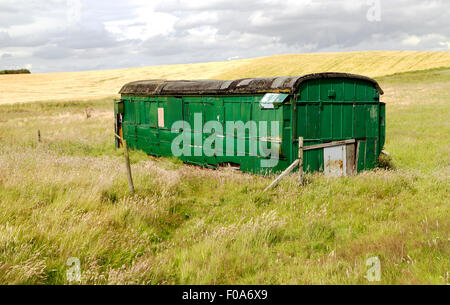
[0,69,31,74]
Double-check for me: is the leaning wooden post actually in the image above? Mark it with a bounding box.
[263,159,300,192]
[298,137,303,185]
[37,129,41,143]
[122,139,135,195]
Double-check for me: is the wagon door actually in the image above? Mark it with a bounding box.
[147,100,160,155]
[123,99,138,149]
[136,99,152,154]
[183,99,205,165]
[203,97,223,166]
[161,97,183,157]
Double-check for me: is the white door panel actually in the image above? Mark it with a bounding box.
[324,145,347,176]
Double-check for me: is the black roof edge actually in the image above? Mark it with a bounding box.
[292,73,384,95]
[119,72,384,96]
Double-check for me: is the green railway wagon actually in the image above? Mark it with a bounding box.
[115,72,385,176]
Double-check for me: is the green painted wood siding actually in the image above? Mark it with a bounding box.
[116,77,385,175]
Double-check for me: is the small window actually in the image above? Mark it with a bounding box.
[260,93,289,109]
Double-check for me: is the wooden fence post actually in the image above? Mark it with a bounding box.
[122,139,135,195]
[37,130,41,143]
[298,137,303,185]
[263,137,305,192]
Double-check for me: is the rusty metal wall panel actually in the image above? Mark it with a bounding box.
[324,145,347,176]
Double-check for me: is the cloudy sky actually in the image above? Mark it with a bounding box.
[0,0,449,73]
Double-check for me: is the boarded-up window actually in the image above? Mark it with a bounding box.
[158,107,165,127]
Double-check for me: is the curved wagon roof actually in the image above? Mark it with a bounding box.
[119,72,383,96]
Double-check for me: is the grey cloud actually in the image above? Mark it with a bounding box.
[1,53,13,59]
[168,0,449,52]
[155,0,273,13]
[0,30,12,45]
[0,8,34,28]
[0,0,70,28]
[33,45,73,60]
[0,0,448,73]
[55,26,121,49]
[0,32,51,48]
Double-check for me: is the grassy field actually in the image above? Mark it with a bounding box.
[1,51,450,104]
[0,65,449,284]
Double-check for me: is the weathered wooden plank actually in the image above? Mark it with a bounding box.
[346,143,356,176]
[355,140,361,172]
[114,133,135,195]
[303,139,356,151]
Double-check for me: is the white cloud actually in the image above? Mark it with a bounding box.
[67,0,82,25]
[0,0,448,73]
[175,11,219,29]
[104,4,177,41]
[402,35,421,46]
[439,41,450,49]
[249,11,273,26]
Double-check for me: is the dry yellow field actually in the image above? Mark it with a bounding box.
[0,50,449,104]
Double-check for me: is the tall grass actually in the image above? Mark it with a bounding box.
[0,69,448,284]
